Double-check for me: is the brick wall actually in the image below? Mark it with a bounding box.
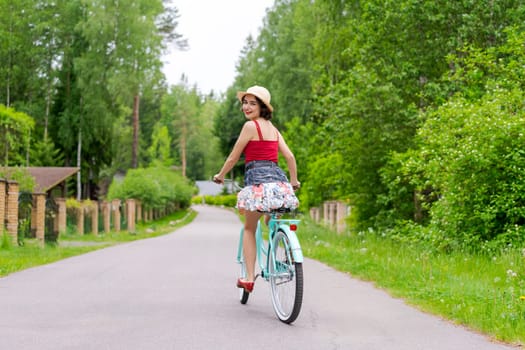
[6,181,19,243]
[0,179,5,234]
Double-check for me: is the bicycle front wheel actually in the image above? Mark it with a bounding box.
[269,229,303,323]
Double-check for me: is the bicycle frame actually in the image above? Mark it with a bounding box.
[236,214,303,281]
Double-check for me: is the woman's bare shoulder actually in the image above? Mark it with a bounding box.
[241,120,257,132]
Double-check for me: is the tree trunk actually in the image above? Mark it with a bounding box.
[414,190,422,223]
[181,124,186,177]
[132,94,140,168]
[77,130,82,200]
[25,129,30,166]
[44,68,52,141]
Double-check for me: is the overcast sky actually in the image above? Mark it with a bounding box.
[162,0,274,95]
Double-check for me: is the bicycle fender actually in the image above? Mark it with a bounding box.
[280,227,303,263]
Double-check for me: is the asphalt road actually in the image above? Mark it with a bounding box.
[0,205,516,350]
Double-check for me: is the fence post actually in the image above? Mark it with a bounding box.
[33,193,46,246]
[76,204,84,235]
[327,201,341,232]
[6,181,19,244]
[102,201,111,233]
[0,179,5,234]
[323,202,330,226]
[336,201,348,234]
[55,198,66,235]
[91,201,99,236]
[309,207,320,223]
[126,199,136,233]
[325,201,337,229]
[112,199,121,232]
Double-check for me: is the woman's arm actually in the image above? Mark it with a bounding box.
[213,122,254,184]
[278,132,300,190]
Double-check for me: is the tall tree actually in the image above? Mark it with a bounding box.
[0,104,35,165]
[187,94,222,180]
[218,0,525,233]
[0,0,35,108]
[148,122,173,167]
[52,0,182,197]
[161,83,200,178]
[0,0,187,197]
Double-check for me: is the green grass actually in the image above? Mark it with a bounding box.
[0,208,196,277]
[298,217,525,346]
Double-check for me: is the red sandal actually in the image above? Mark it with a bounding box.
[236,278,254,293]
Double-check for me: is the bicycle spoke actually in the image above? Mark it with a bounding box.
[269,230,303,323]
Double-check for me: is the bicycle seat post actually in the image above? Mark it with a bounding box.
[268,213,277,234]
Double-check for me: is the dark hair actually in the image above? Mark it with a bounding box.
[241,95,273,120]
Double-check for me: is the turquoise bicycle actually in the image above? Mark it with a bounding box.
[236,210,304,324]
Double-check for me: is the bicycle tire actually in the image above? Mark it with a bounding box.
[239,257,250,304]
[269,229,303,323]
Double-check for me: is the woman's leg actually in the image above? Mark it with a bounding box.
[243,210,263,282]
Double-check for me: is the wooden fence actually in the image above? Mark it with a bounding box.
[0,178,163,246]
[309,200,351,234]
[63,198,142,236]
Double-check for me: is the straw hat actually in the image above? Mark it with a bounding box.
[236,85,273,112]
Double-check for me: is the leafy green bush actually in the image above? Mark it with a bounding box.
[386,30,525,252]
[1,231,12,250]
[192,194,237,207]
[421,90,525,250]
[107,166,195,209]
[0,167,36,192]
[0,104,35,166]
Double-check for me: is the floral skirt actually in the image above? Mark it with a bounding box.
[237,182,299,212]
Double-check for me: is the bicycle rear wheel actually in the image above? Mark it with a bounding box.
[239,257,250,304]
[269,229,303,323]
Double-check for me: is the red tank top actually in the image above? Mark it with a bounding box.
[244,120,279,164]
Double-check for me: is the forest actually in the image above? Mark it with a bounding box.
[0,0,223,201]
[2,0,525,253]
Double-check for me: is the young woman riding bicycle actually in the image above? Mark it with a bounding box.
[213,85,300,293]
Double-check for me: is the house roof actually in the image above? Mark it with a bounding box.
[2,167,79,193]
[28,167,80,192]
